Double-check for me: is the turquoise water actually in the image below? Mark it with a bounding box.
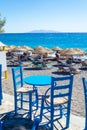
[0,33,87,51]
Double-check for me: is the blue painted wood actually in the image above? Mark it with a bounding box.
[82,77,87,130]
[12,66,38,118]
[0,64,2,105]
[32,118,41,130]
[40,74,74,130]
[24,75,51,86]
[0,121,2,130]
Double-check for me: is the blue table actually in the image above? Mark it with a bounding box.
[24,75,52,86]
[24,75,52,119]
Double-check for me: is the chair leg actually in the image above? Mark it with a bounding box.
[84,119,87,130]
[51,107,54,130]
[29,92,32,119]
[14,105,17,114]
[29,90,38,120]
[40,96,44,121]
[66,116,70,129]
[35,89,38,110]
[66,109,70,129]
[14,94,17,114]
[20,93,23,109]
[60,105,63,118]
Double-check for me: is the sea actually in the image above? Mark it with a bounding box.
[0,33,87,52]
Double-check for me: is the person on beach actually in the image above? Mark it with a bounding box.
[34,54,43,63]
[55,50,60,62]
[66,57,72,64]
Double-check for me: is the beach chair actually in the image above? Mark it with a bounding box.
[82,77,87,130]
[12,66,38,119]
[32,60,52,69]
[39,74,74,130]
[81,60,87,69]
[69,67,81,74]
[58,65,81,74]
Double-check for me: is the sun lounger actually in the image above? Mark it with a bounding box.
[81,61,87,68]
[7,60,21,66]
[41,64,53,70]
[32,61,52,69]
[58,66,81,74]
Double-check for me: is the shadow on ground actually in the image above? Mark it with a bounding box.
[24,67,42,71]
[52,71,70,75]
[0,111,47,130]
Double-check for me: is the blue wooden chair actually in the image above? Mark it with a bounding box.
[0,64,2,105]
[82,77,87,130]
[40,74,74,130]
[12,66,38,119]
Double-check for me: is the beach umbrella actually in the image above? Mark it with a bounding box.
[9,45,16,51]
[22,46,33,51]
[60,48,84,56]
[34,46,45,54]
[2,45,16,52]
[5,46,11,51]
[12,46,27,52]
[52,46,62,51]
[34,46,44,50]
[34,46,53,54]
[45,47,53,53]
[5,46,15,51]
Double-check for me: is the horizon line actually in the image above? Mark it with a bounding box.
[1,32,87,34]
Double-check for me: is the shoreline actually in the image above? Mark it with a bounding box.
[0,33,87,51]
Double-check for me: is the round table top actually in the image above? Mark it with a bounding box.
[24,75,52,86]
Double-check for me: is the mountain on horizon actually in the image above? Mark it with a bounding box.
[29,29,59,33]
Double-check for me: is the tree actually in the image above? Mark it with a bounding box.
[0,14,6,33]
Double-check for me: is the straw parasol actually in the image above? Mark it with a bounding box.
[12,46,28,52]
[34,46,53,54]
[60,48,84,56]
[21,46,33,51]
[52,46,62,51]
[45,47,53,53]
[5,45,15,51]
[34,46,44,50]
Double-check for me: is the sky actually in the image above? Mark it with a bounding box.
[0,0,87,33]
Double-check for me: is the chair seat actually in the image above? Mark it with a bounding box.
[17,85,33,93]
[46,97,68,105]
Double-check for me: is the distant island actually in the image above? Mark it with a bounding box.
[29,30,59,33]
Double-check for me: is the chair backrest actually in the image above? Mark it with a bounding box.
[51,74,73,100]
[12,66,23,91]
[43,74,74,129]
[50,74,73,110]
[82,77,87,129]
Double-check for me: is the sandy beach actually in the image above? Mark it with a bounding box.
[2,60,86,117]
